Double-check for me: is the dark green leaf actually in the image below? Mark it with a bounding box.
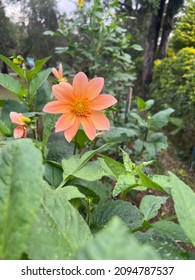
[0,139,43,259]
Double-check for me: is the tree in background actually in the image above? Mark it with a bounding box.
[119,0,184,97]
[0,0,17,72]
[23,0,59,61]
[171,0,195,52]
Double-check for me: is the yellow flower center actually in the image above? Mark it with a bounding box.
[58,77,68,83]
[19,116,31,124]
[72,98,91,116]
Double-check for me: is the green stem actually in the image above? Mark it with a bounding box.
[73,133,78,155]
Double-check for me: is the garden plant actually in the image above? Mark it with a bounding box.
[0,0,195,261]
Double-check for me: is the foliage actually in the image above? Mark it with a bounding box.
[110,97,174,160]
[0,52,195,260]
[171,0,195,52]
[151,47,195,117]
[44,0,141,115]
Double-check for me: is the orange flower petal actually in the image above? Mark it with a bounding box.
[90,111,110,130]
[55,113,76,132]
[90,94,117,110]
[86,77,104,100]
[64,117,81,142]
[58,63,63,78]
[80,116,96,140]
[52,67,61,80]
[52,82,74,101]
[14,126,26,138]
[73,72,88,98]
[43,101,71,114]
[10,112,25,125]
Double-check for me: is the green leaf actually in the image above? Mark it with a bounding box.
[149,108,174,131]
[91,200,144,230]
[122,149,135,171]
[0,119,11,136]
[139,195,167,221]
[42,114,56,149]
[47,132,74,162]
[130,44,144,51]
[112,172,137,197]
[152,220,190,244]
[0,74,26,98]
[134,96,146,111]
[76,217,160,260]
[136,168,164,192]
[0,139,43,259]
[61,144,109,184]
[136,229,188,260]
[0,54,25,80]
[33,80,53,111]
[74,180,111,203]
[74,161,107,181]
[170,172,195,246]
[27,56,51,81]
[151,174,172,195]
[103,127,137,142]
[27,184,92,259]
[29,68,52,100]
[44,162,63,189]
[98,155,125,179]
[56,186,85,201]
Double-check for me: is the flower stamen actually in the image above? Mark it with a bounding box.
[72,97,91,116]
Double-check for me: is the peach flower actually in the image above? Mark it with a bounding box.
[10,112,30,139]
[43,72,117,142]
[52,63,67,83]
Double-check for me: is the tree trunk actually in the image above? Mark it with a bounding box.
[157,0,184,59]
[141,0,166,97]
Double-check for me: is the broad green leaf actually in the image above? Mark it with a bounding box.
[139,195,167,221]
[98,155,125,179]
[136,168,164,192]
[61,144,109,184]
[145,99,154,110]
[152,220,190,244]
[134,96,146,111]
[0,74,26,98]
[91,200,144,230]
[149,108,174,131]
[0,54,25,80]
[76,217,160,260]
[0,139,43,259]
[73,129,89,150]
[33,80,53,111]
[73,180,111,203]
[56,186,85,201]
[47,132,74,162]
[152,174,172,195]
[74,161,108,181]
[170,172,195,246]
[42,114,56,149]
[103,127,137,142]
[29,68,51,99]
[27,184,91,259]
[44,162,63,189]
[136,229,188,260]
[112,172,137,197]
